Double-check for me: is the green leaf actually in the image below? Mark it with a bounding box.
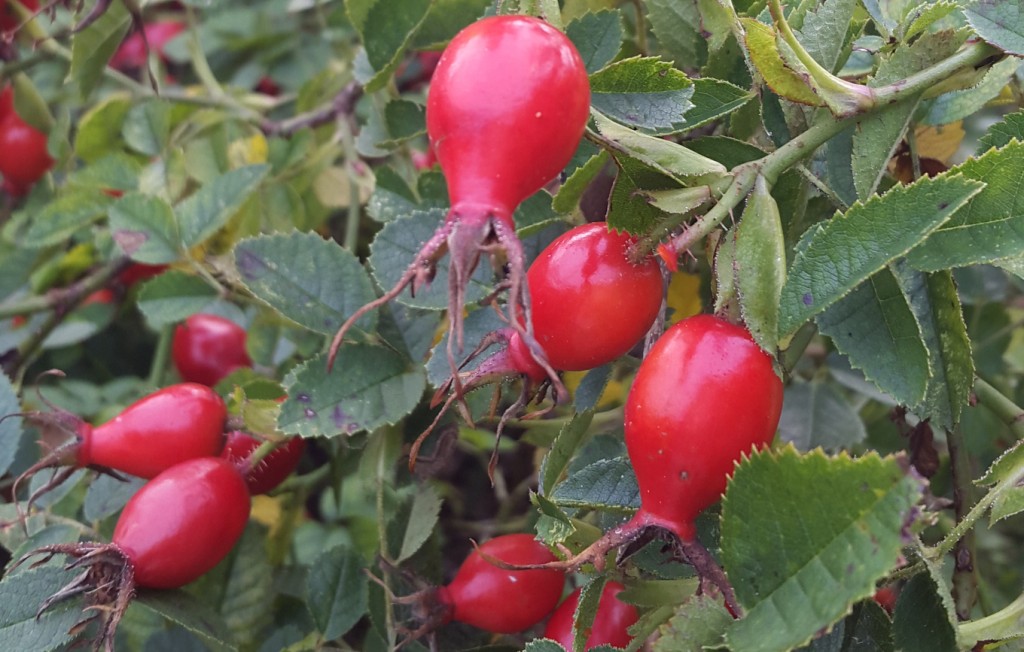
[306,544,369,640]
[607,156,678,234]
[425,307,505,388]
[589,57,695,135]
[976,439,1024,523]
[777,174,984,339]
[349,0,433,92]
[74,95,132,163]
[178,165,269,249]
[525,641,568,652]
[553,150,610,214]
[891,573,957,652]
[924,56,1020,125]
[964,0,1024,55]
[280,349,425,438]
[646,0,707,71]
[0,371,21,477]
[573,364,612,412]
[907,141,1024,270]
[395,484,443,563]
[109,193,182,264]
[135,590,237,651]
[741,18,822,107]
[549,456,640,513]
[234,231,378,336]
[369,209,494,311]
[123,100,172,157]
[653,594,732,652]
[18,191,111,248]
[816,268,930,407]
[68,0,131,99]
[735,176,786,352]
[200,523,275,650]
[799,601,894,651]
[566,10,623,74]
[683,78,754,132]
[0,567,85,652]
[901,1,961,41]
[892,266,973,429]
[978,107,1024,151]
[722,446,924,652]
[777,380,867,452]
[796,0,859,73]
[83,474,145,522]
[136,271,221,329]
[569,576,609,652]
[539,411,594,496]
[66,153,142,193]
[591,111,727,181]
[382,99,426,146]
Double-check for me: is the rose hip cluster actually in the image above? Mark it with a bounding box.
[0,84,53,197]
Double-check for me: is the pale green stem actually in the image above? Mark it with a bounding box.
[975,377,1024,440]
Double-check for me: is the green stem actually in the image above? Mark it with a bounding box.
[960,592,1024,647]
[872,41,1001,106]
[947,425,978,619]
[974,377,1024,440]
[146,325,172,388]
[928,487,1000,561]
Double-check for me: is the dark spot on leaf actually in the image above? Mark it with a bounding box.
[296,394,311,403]
[803,293,813,306]
[332,405,358,433]
[112,230,148,256]
[938,202,949,210]
[235,248,270,281]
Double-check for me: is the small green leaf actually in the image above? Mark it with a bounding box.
[570,576,609,652]
[553,150,610,214]
[136,271,220,330]
[591,111,727,181]
[590,57,695,135]
[976,439,1024,523]
[200,523,275,650]
[83,474,145,522]
[234,230,378,336]
[722,446,924,652]
[816,268,930,407]
[893,266,973,430]
[69,0,131,99]
[573,365,612,413]
[778,174,984,338]
[396,484,443,563]
[891,573,957,652]
[924,56,1020,126]
[683,78,754,132]
[607,156,678,235]
[525,640,569,652]
[964,0,1024,55]
[653,594,732,652]
[566,10,623,73]
[178,165,269,249]
[799,601,894,651]
[796,0,859,73]
[18,191,111,248]
[280,349,425,438]
[735,176,786,352]
[382,99,426,145]
[0,567,85,652]
[0,371,21,477]
[123,100,172,157]
[777,380,867,452]
[741,18,823,107]
[109,193,182,264]
[350,0,432,92]
[978,107,1024,152]
[135,590,237,651]
[539,410,595,496]
[646,0,707,71]
[549,456,639,513]
[306,544,369,640]
[74,95,132,163]
[901,1,961,41]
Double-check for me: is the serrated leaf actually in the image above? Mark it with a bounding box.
[349,0,432,92]
[539,411,594,496]
[777,380,867,452]
[978,108,1024,151]
[553,150,610,214]
[735,176,786,352]
[607,156,678,234]
[525,640,568,652]
[799,601,894,651]
[549,456,640,513]
[0,567,84,652]
[178,165,269,249]
[74,95,132,163]
[306,544,368,640]
[382,99,426,146]
[135,590,237,651]
[683,78,754,132]
[136,271,220,329]
[796,0,859,73]
[907,141,1024,270]
[66,153,142,193]
[592,111,727,182]
[901,1,960,41]
[69,0,131,99]
[589,57,695,134]
[569,576,609,652]
[395,484,443,563]
[653,594,732,652]
[974,429,1024,522]
[83,474,145,522]
[891,573,957,652]
[573,365,612,413]
[280,349,425,438]
[646,0,707,71]
[18,191,110,248]
[924,56,1020,126]
[0,371,21,477]
[816,268,930,407]
[566,10,623,73]
[369,209,494,310]
[109,193,182,264]
[200,523,274,650]
[234,231,378,336]
[964,0,1024,55]
[741,18,823,107]
[723,447,924,652]
[777,174,984,339]
[892,265,973,429]
[123,100,172,157]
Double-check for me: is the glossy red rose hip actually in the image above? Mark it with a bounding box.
[543,581,638,650]
[0,107,53,196]
[113,457,250,588]
[222,431,305,495]
[624,314,783,540]
[172,313,252,386]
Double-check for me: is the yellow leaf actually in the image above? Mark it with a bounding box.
[667,271,703,325]
[228,133,269,167]
[913,122,964,165]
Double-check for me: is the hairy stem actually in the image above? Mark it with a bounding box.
[947,425,978,620]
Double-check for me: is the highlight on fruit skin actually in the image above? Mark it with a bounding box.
[327,15,591,392]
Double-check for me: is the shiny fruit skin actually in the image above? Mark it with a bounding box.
[172,314,252,387]
[543,581,638,650]
[439,533,564,634]
[110,20,185,70]
[426,15,590,223]
[79,383,227,478]
[525,223,663,372]
[624,315,783,540]
[117,263,167,288]
[0,85,12,121]
[222,431,306,495]
[113,457,250,589]
[0,110,53,195]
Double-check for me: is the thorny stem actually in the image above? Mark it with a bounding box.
[974,377,1024,440]
[947,425,978,620]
